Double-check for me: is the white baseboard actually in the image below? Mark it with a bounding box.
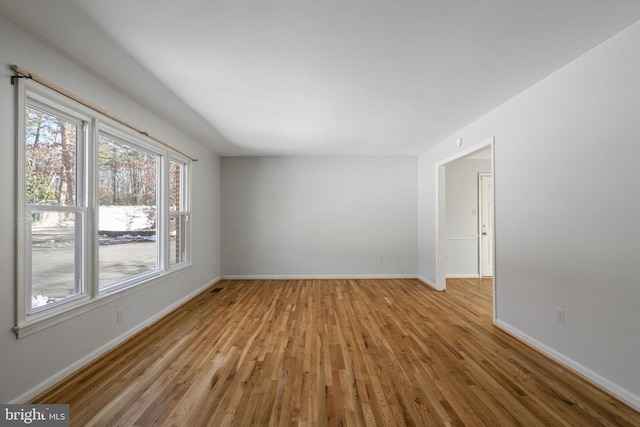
[10,276,221,404]
[417,275,440,290]
[221,274,418,280]
[495,319,640,412]
[445,273,480,278]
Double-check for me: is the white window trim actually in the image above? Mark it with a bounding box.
[21,94,93,322]
[168,157,192,268]
[14,79,193,339]
[97,122,165,294]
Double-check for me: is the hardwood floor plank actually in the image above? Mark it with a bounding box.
[30,278,640,426]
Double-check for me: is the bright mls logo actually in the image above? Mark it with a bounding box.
[0,405,69,426]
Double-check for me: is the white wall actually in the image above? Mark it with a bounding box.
[418,21,640,408]
[445,158,491,277]
[221,156,418,277]
[0,16,221,403]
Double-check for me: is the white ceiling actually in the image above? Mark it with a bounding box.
[2,1,640,156]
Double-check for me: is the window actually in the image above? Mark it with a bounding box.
[24,103,88,312]
[169,160,189,266]
[16,80,192,336]
[98,133,159,289]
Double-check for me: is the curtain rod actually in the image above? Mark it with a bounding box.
[11,64,198,161]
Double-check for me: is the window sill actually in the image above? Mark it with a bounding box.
[13,263,192,339]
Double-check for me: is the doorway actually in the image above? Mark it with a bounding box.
[436,137,496,320]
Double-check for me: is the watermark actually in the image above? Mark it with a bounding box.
[0,405,68,426]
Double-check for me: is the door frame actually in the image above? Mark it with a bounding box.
[435,137,497,321]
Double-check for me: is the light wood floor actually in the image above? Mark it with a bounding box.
[32,278,640,426]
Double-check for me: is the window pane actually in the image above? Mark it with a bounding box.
[25,106,77,206]
[169,161,182,212]
[170,214,186,266]
[98,134,158,288]
[30,211,82,310]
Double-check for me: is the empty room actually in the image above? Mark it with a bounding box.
[1,1,639,425]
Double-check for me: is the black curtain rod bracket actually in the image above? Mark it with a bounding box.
[10,73,32,86]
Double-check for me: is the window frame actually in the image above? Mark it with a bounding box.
[17,83,94,326]
[14,79,192,338]
[97,124,164,294]
[168,157,191,268]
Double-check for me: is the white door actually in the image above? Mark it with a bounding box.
[479,174,494,277]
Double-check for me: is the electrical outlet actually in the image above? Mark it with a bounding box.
[117,308,124,324]
[555,307,564,324]
[379,256,384,263]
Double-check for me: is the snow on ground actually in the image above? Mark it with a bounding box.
[99,206,154,231]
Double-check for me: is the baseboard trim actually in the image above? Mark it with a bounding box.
[417,275,440,290]
[221,274,418,280]
[445,274,480,278]
[10,276,221,404]
[495,319,640,412]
